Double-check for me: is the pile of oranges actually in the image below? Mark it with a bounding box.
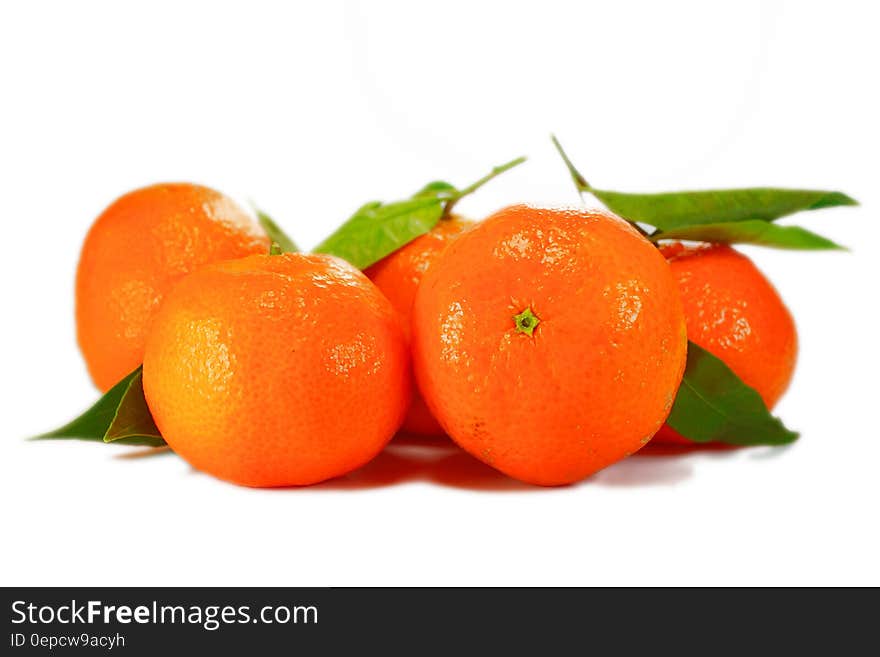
[62,159,817,488]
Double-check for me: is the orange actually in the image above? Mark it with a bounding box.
[142,253,411,487]
[411,205,688,486]
[365,217,473,435]
[76,183,270,391]
[652,243,798,444]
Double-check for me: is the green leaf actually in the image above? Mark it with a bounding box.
[550,135,857,232]
[589,187,857,231]
[314,156,526,270]
[650,220,845,250]
[102,368,163,444]
[666,342,799,446]
[34,367,166,447]
[314,197,446,269]
[255,207,299,253]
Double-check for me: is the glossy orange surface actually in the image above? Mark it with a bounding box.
[365,217,473,435]
[653,243,798,444]
[412,205,687,485]
[76,183,270,391]
[143,253,411,487]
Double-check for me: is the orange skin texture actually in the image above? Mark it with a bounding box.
[653,243,798,445]
[143,253,411,487]
[365,217,473,435]
[411,205,688,486]
[76,183,270,392]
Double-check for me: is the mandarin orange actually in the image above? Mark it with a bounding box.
[142,253,411,487]
[653,243,797,444]
[76,183,270,391]
[365,217,473,435]
[411,205,687,485]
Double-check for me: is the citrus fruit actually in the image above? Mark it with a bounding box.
[411,204,688,485]
[365,217,473,435]
[76,183,270,391]
[142,253,411,487]
[652,243,798,444]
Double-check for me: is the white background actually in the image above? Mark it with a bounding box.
[1,1,878,586]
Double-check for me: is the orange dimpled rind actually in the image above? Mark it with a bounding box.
[653,242,798,445]
[142,253,412,487]
[76,183,270,392]
[365,217,475,436]
[412,205,688,485]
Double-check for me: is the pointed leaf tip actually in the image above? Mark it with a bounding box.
[666,342,799,446]
[589,186,859,231]
[102,368,163,445]
[34,368,165,447]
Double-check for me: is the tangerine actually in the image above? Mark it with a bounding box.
[76,183,270,391]
[142,253,411,487]
[365,217,473,435]
[653,243,797,444]
[411,205,687,485]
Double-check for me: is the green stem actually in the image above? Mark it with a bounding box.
[443,156,527,217]
[513,307,540,336]
[551,135,658,243]
[551,134,590,193]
